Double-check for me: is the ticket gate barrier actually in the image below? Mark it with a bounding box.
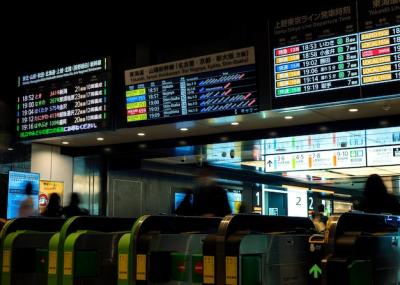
[202,214,316,285]
[118,215,221,285]
[48,216,136,285]
[322,212,400,285]
[0,217,65,285]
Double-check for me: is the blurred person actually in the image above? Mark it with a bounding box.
[238,202,247,214]
[175,189,194,216]
[311,211,325,233]
[18,182,36,217]
[42,193,63,218]
[192,168,231,217]
[317,204,328,225]
[356,174,400,215]
[63,193,89,218]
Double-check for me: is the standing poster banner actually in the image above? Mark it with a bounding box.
[39,181,64,214]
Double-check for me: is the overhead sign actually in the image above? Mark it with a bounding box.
[287,188,308,217]
[265,148,366,172]
[274,34,360,97]
[124,47,258,124]
[17,58,111,140]
[263,130,366,155]
[366,127,400,146]
[367,145,400,166]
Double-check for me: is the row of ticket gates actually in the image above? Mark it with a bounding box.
[0,212,398,285]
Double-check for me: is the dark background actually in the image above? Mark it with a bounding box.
[0,0,351,134]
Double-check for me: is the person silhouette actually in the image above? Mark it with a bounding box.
[42,193,63,218]
[18,182,36,218]
[192,168,231,217]
[175,190,194,216]
[62,193,89,218]
[356,174,400,215]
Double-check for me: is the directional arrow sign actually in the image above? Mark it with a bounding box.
[267,160,273,167]
[309,264,322,279]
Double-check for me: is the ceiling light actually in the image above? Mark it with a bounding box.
[284,116,293,120]
[61,141,69,145]
[348,108,358,113]
[180,128,189,132]
[7,147,14,151]
[137,132,146,137]
[97,137,104,141]
[231,122,239,126]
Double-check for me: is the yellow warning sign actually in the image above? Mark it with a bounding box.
[118,254,128,280]
[225,256,238,285]
[136,254,147,281]
[2,250,10,273]
[48,251,57,274]
[63,252,73,276]
[203,255,215,284]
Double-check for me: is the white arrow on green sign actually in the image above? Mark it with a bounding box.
[309,264,322,279]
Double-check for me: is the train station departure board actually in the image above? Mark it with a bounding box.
[274,34,360,96]
[17,58,111,140]
[271,0,400,108]
[360,26,400,85]
[274,25,400,97]
[124,47,258,125]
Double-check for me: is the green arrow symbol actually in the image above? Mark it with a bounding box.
[309,264,322,279]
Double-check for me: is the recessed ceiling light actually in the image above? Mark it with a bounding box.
[137,132,146,136]
[231,122,239,126]
[61,141,69,145]
[97,137,104,141]
[180,128,189,132]
[104,147,111,152]
[284,116,293,120]
[348,108,358,113]
[7,147,14,151]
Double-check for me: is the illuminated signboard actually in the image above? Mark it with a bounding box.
[272,0,400,107]
[366,126,400,146]
[263,130,366,155]
[274,34,360,97]
[287,188,308,218]
[39,180,64,214]
[124,47,258,125]
[7,171,40,219]
[263,127,400,172]
[273,24,400,102]
[367,145,400,166]
[17,58,110,140]
[360,26,400,85]
[264,148,366,172]
[206,142,242,164]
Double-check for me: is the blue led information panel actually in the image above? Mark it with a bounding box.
[7,171,40,219]
[124,47,258,125]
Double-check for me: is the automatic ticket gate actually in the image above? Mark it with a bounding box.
[322,212,400,285]
[48,216,136,285]
[203,214,316,285]
[0,217,65,285]
[118,215,221,285]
